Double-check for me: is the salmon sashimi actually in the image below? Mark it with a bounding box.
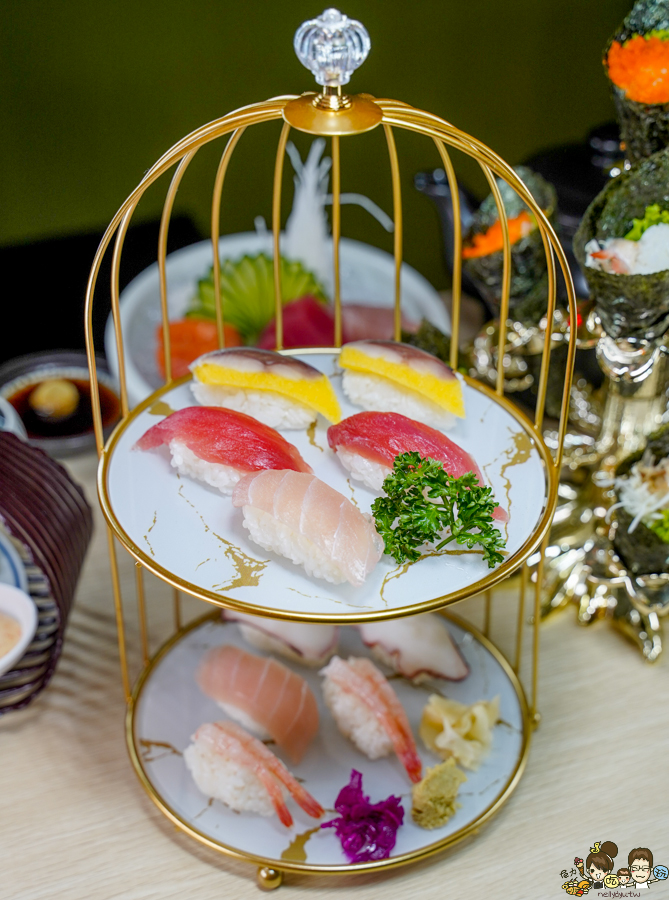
[321,656,423,783]
[232,470,385,586]
[134,407,311,494]
[197,644,319,764]
[186,721,324,827]
[327,411,508,523]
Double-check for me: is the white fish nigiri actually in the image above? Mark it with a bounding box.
[232,470,384,587]
[184,721,323,826]
[222,609,338,667]
[357,614,469,682]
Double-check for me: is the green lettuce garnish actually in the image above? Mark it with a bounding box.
[648,509,669,543]
[187,253,327,344]
[624,203,669,240]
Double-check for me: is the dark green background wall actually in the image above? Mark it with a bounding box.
[1,0,631,288]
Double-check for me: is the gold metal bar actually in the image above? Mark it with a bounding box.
[158,149,198,383]
[384,124,403,341]
[433,140,461,369]
[331,135,342,348]
[483,588,492,637]
[173,587,182,631]
[110,206,137,418]
[211,128,246,348]
[135,561,149,666]
[480,165,510,397]
[514,562,529,674]
[272,122,291,351]
[107,529,131,702]
[531,534,549,725]
[533,225,557,433]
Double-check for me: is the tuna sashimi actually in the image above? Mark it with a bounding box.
[327,411,508,522]
[232,470,384,587]
[134,407,311,478]
[197,645,319,764]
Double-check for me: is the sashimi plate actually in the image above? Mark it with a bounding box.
[129,613,529,873]
[101,350,551,621]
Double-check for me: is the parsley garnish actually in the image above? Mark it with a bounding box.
[370,451,506,568]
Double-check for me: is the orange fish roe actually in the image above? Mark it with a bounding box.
[607,35,669,104]
[462,210,534,259]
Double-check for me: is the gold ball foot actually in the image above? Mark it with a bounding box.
[532,711,542,729]
[257,867,283,891]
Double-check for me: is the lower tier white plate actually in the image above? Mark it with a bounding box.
[129,614,529,873]
[101,352,550,621]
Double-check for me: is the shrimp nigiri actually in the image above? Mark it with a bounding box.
[232,470,384,586]
[197,645,319,764]
[134,406,311,495]
[183,721,323,827]
[320,656,422,784]
[327,411,508,522]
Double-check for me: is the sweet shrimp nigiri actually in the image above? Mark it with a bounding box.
[134,406,311,495]
[183,721,324,827]
[320,655,423,784]
[327,411,508,522]
[197,644,319,764]
[232,470,384,586]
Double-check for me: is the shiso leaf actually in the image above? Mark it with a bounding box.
[187,253,327,345]
[321,769,404,863]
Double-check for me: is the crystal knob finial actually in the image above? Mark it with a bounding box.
[294,8,371,88]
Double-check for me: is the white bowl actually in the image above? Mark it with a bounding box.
[0,584,38,677]
[105,234,450,408]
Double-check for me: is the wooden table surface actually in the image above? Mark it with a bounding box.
[2,451,667,900]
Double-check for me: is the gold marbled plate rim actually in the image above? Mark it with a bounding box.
[126,608,532,877]
[99,349,557,624]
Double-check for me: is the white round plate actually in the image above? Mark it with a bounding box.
[105,234,450,408]
[0,584,38,677]
[0,531,28,593]
[130,614,528,872]
[102,352,549,621]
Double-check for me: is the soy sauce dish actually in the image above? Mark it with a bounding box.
[0,351,120,456]
[0,584,38,678]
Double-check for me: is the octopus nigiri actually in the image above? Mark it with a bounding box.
[197,644,319,764]
[320,656,422,784]
[183,721,323,826]
[222,609,339,667]
[134,406,311,494]
[190,347,342,429]
[232,470,384,586]
[357,614,469,682]
[327,411,507,522]
[338,340,464,428]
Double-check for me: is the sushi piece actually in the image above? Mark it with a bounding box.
[222,610,338,667]
[611,423,669,575]
[327,411,508,522]
[134,406,311,495]
[183,721,323,826]
[338,340,464,428]
[574,147,669,339]
[197,644,319,764]
[190,347,341,429]
[605,0,669,163]
[357,614,469,683]
[462,166,557,326]
[320,655,422,783]
[232,470,384,587]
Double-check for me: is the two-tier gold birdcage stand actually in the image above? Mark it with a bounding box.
[85,10,576,890]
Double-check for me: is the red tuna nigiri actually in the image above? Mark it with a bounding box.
[134,406,311,494]
[197,645,320,764]
[327,411,508,522]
